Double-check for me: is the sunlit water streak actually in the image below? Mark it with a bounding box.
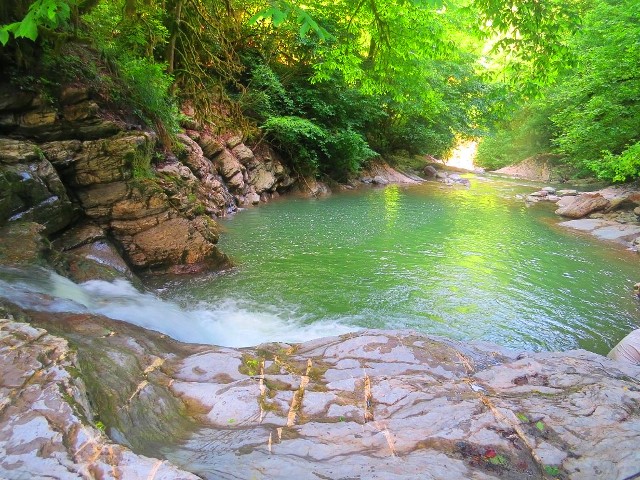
[1,176,639,353]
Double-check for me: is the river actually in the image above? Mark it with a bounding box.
[2,175,638,354]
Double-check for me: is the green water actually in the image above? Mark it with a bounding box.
[164,177,640,354]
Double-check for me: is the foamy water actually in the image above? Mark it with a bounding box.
[0,267,358,347]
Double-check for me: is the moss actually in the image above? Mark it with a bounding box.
[239,353,262,376]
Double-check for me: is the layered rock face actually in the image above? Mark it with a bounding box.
[0,83,295,275]
[6,309,639,480]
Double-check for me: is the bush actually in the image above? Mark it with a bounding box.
[241,63,294,120]
[324,128,377,181]
[114,55,181,139]
[382,118,454,158]
[587,142,640,183]
[263,116,328,175]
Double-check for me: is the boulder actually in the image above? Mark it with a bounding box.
[557,189,578,197]
[197,132,224,158]
[423,165,438,177]
[248,164,276,193]
[42,132,155,187]
[226,135,242,149]
[0,222,48,266]
[127,217,217,270]
[177,134,213,179]
[555,193,610,218]
[528,190,548,198]
[53,222,106,251]
[556,196,575,208]
[542,186,556,194]
[63,240,136,283]
[0,83,36,111]
[608,329,640,364]
[215,149,243,179]
[59,85,89,106]
[372,175,389,185]
[227,170,245,191]
[0,138,41,164]
[244,191,261,205]
[0,141,75,234]
[231,143,255,164]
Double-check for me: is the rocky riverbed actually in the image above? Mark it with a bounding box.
[520,184,640,250]
[2,306,640,480]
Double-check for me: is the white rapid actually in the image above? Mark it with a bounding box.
[0,267,357,347]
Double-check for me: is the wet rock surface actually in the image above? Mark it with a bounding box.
[6,309,640,480]
[0,316,199,480]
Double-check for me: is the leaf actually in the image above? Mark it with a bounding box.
[488,454,508,466]
[484,448,496,458]
[516,413,529,423]
[544,465,560,476]
[535,421,545,432]
[0,28,9,46]
[14,16,39,41]
[299,22,311,37]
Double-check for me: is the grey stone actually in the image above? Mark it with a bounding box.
[231,143,255,164]
[372,175,389,185]
[0,318,199,480]
[556,193,610,218]
[5,318,639,480]
[423,165,438,177]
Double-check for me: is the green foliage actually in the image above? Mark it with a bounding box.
[240,62,294,120]
[324,128,377,180]
[263,116,327,175]
[548,0,640,181]
[249,0,331,40]
[481,0,640,182]
[588,143,640,183]
[474,0,583,94]
[114,55,180,138]
[262,116,376,179]
[544,465,560,477]
[487,454,508,466]
[475,104,555,171]
[79,1,179,142]
[0,0,73,46]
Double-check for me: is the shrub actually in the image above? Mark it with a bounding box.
[262,116,328,175]
[114,55,181,140]
[324,128,377,181]
[587,142,640,183]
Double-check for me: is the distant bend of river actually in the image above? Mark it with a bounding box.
[157,176,640,354]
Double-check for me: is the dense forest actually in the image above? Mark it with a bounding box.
[0,0,638,182]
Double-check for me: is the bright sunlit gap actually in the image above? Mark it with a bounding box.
[445,140,478,170]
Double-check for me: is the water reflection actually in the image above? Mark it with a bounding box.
[383,184,400,230]
[170,178,640,354]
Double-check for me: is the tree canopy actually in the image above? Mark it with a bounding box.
[2,0,637,183]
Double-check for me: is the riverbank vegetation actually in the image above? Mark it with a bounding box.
[1,0,637,182]
[476,0,640,182]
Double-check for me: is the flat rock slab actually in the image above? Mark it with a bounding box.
[6,312,640,480]
[560,219,640,244]
[0,318,198,480]
[162,334,640,480]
